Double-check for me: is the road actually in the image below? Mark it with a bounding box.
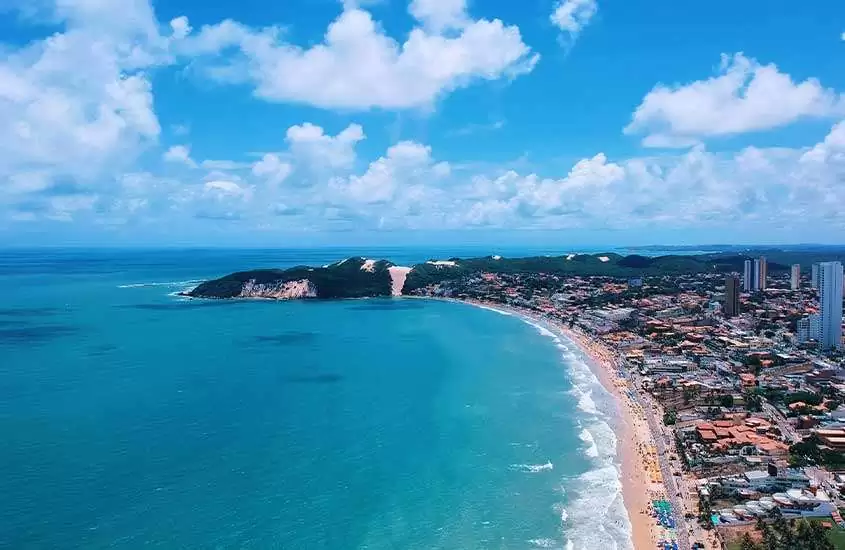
[762,402,800,443]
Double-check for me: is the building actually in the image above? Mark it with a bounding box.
[817,261,843,350]
[815,428,845,452]
[812,263,820,289]
[797,314,822,343]
[724,275,740,317]
[756,257,768,291]
[743,259,753,292]
[791,264,800,290]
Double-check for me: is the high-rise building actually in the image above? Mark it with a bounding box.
[798,314,822,343]
[753,259,760,291]
[791,264,800,291]
[817,261,843,351]
[750,257,767,291]
[724,275,740,318]
[743,260,753,292]
[812,263,820,289]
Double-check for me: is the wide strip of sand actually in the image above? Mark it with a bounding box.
[447,298,661,550]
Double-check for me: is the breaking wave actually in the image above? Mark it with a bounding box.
[510,461,554,473]
[118,280,203,289]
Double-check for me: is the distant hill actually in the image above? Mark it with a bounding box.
[187,257,392,299]
[186,251,845,299]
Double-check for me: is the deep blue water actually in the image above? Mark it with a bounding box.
[0,249,632,549]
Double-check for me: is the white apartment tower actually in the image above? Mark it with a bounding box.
[817,261,844,351]
[791,264,800,291]
[812,263,820,289]
[744,259,754,292]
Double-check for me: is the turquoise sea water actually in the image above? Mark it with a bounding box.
[1,249,633,549]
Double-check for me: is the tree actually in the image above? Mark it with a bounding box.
[755,517,766,534]
[807,522,834,550]
[720,394,735,408]
[663,409,677,425]
[761,524,779,550]
[740,533,759,550]
[744,391,763,412]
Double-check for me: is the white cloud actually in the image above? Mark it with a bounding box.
[178,2,538,110]
[336,140,449,204]
[201,159,250,170]
[163,145,197,167]
[409,0,468,31]
[170,16,192,40]
[0,0,172,221]
[550,0,597,40]
[626,53,845,147]
[252,153,292,185]
[204,180,249,197]
[841,31,845,41]
[286,123,365,169]
[800,121,845,164]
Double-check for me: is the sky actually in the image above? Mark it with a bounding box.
[1,0,845,247]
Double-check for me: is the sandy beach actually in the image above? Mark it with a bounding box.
[558,324,664,550]
[455,298,665,550]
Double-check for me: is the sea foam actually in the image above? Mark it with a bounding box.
[118,280,203,289]
[510,461,554,473]
[471,304,634,550]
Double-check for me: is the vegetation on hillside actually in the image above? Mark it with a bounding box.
[189,257,393,299]
[188,250,845,300]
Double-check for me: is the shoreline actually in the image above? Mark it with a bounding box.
[441,297,663,550]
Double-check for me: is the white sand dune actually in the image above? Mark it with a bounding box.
[388,266,412,296]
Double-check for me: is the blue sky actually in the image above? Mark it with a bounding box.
[1,0,845,247]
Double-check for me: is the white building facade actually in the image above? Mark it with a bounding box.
[818,261,844,350]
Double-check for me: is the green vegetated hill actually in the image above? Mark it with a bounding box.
[402,254,710,292]
[188,257,393,299]
[188,251,845,299]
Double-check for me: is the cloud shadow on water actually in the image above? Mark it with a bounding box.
[253,331,320,345]
[0,307,64,317]
[282,373,344,385]
[0,325,78,346]
[347,300,426,311]
[119,300,248,311]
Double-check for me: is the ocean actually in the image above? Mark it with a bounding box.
[0,248,635,549]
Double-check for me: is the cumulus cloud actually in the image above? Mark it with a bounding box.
[0,0,169,221]
[625,53,845,147]
[252,154,292,185]
[339,140,450,203]
[163,145,197,167]
[409,0,469,31]
[550,0,597,41]
[286,123,365,169]
[176,2,538,110]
